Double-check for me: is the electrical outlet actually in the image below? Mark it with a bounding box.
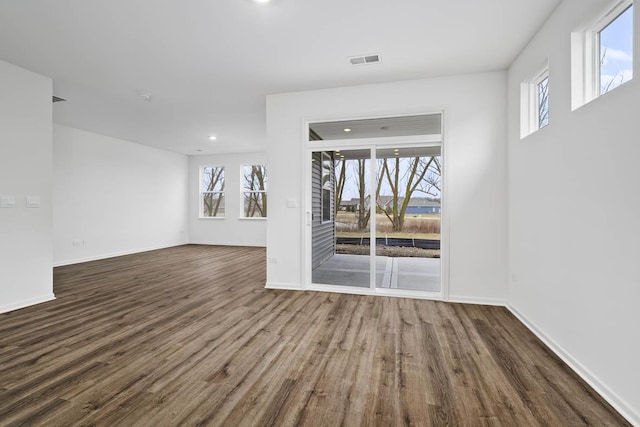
[267,257,279,263]
[0,195,15,208]
[26,195,40,208]
[72,240,81,247]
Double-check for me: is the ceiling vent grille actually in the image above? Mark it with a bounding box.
[348,53,381,66]
[52,96,67,103]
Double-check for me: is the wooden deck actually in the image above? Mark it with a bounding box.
[0,245,629,426]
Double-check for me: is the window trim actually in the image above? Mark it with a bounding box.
[200,165,225,219]
[571,0,633,110]
[240,164,267,219]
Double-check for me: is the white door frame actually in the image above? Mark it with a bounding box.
[301,112,449,301]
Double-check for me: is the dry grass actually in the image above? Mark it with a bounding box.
[336,213,441,239]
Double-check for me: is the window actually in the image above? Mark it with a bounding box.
[242,165,267,218]
[537,74,549,128]
[321,152,332,223]
[599,4,634,94]
[201,166,225,217]
[520,63,549,138]
[572,0,634,109]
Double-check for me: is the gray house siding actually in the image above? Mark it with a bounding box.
[312,152,335,270]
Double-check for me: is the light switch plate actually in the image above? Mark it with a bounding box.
[26,195,40,208]
[286,198,298,208]
[0,195,16,208]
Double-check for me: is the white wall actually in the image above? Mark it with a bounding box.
[507,0,640,423]
[266,72,508,303]
[53,125,189,265]
[0,59,54,313]
[189,152,267,247]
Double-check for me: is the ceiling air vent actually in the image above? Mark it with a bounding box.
[52,96,67,103]
[348,53,381,66]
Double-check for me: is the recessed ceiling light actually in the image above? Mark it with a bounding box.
[253,0,271,3]
[208,135,217,141]
[344,128,351,132]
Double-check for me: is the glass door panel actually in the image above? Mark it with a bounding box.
[311,149,372,288]
[374,147,441,291]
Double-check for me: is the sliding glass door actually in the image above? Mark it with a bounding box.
[307,114,443,296]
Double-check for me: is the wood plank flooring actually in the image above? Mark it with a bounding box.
[0,245,629,426]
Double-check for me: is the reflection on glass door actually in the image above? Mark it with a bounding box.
[311,149,371,287]
[374,147,441,291]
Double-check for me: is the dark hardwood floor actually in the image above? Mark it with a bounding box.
[0,245,629,426]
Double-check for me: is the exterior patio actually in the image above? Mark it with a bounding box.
[312,253,440,292]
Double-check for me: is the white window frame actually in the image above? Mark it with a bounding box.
[520,62,550,139]
[571,0,634,110]
[240,164,267,219]
[200,165,225,219]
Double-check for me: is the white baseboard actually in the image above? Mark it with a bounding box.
[189,241,266,248]
[507,304,639,427]
[448,295,506,306]
[266,284,506,306]
[265,282,303,290]
[0,293,56,314]
[305,284,376,296]
[53,242,188,267]
[304,284,446,301]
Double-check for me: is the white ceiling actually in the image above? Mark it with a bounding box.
[0,0,561,155]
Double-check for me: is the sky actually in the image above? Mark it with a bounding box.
[600,5,634,93]
[336,157,441,201]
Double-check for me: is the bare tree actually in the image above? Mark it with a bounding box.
[418,156,441,197]
[203,166,224,216]
[334,157,346,216]
[538,76,549,127]
[244,165,267,217]
[378,157,430,232]
[349,159,384,231]
[600,47,630,94]
[355,160,369,230]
